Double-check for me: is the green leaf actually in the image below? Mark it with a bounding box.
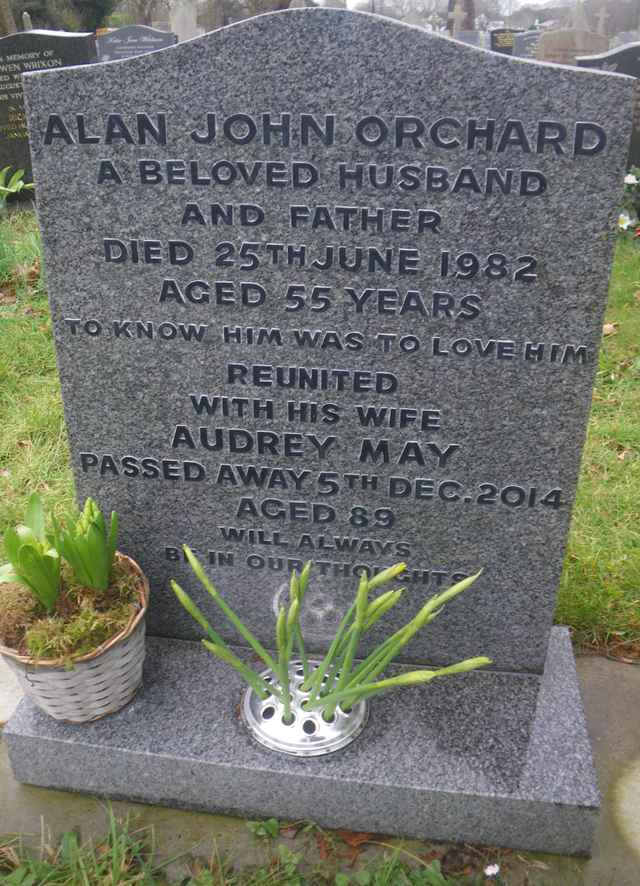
[8,168,25,190]
[107,511,119,573]
[86,521,109,589]
[17,545,60,612]
[25,494,45,540]
[4,527,23,566]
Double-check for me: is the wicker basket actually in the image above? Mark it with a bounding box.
[0,553,149,723]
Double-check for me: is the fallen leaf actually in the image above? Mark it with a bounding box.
[634,290,640,305]
[603,323,619,336]
[617,449,631,461]
[315,831,332,860]
[440,846,472,874]
[0,469,9,478]
[336,830,375,848]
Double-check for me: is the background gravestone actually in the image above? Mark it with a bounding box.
[612,31,639,49]
[536,28,608,66]
[97,25,177,62]
[489,27,522,55]
[6,9,634,853]
[577,43,640,168]
[513,29,542,59]
[454,30,482,48]
[0,31,96,183]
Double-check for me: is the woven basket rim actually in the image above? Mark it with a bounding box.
[0,552,149,669]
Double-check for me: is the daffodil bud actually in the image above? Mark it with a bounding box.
[367,562,407,591]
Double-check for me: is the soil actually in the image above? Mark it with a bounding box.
[0,558,144,662]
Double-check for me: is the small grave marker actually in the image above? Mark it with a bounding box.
[0,30,96,182]
[489,27,522,56]
[97,25,177,62]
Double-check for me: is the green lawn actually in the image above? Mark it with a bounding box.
[0,209,639,654]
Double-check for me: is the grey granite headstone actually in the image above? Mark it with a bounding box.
[577,43,640,167]
[0,31,96,183]
[97,25,177,62]
[513,29,542,59]
[7,10,635,852]
[20,8,633,673]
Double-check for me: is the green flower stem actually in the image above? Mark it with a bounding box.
[362,589,404,631]
[202,641,273,700]
[310,657,492,714]
[324,576,369,720]
[183,546,278,674]
[342,634,401,689]
[276,607,292,723]
[346,571,483,691]
[303,601,357,702]
[293,625,310,682]
[288,572,310,681]
[171,580,228,648]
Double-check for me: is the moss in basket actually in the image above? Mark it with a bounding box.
[0,494,141,664]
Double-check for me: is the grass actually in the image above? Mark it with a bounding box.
[557,235,640,654]
[0,809,557,884]
[0,209,639,653]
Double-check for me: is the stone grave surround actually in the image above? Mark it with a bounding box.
[536,28,609,66]
[6,9,634,855]
[0,31,96,182]
[97,25,178,62]
[577,44,640,169]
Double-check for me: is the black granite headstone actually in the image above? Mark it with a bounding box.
[0,30,96,184]
[490,28,522,56]
[577,43,640,168]
[97,25,177,62]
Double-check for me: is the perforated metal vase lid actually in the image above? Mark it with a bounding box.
[242,660,368,757]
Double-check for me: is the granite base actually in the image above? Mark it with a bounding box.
[4,627,599,856]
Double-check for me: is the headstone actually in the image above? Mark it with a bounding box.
[577,43,640,168]
[454,30,482,48]
[513,29,542,59]
[536,28,608,66]
[170,0,205,40]
[612,31,639,49]
[97,25,177,62]
[489,27,523,55]
[0,31,96,183]
[7,8,635,854]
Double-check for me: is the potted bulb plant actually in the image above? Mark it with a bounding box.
[172,548,491,756]
[0,494,148,722]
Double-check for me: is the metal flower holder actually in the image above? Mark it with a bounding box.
[242,660,368,756]
[172,548,491,758]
